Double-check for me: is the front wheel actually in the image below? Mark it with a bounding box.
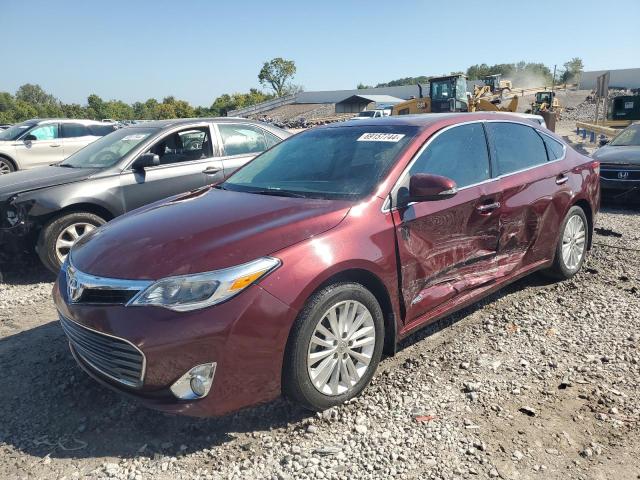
[547,206,589,279]
[0,157,15,175]
[283,283,384,411]
[37,212,106,273]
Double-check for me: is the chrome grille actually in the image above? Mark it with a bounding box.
[60,314,145,388]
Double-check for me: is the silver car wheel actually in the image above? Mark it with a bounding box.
[0,159,13,174]
[561,214,586,271]
[55,223,96,263]
[307,300,376,396]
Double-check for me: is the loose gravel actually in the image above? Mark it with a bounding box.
[1,195,639,477]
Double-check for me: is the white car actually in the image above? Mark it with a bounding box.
[0,119,117,174]
[352,109,390,120]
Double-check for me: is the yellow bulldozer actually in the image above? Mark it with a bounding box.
[392,74,518,115]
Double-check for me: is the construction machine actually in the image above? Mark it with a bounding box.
[391,74,517,115]
[529,91,560,114]
[392,75,469,115]
[481,74,512,97]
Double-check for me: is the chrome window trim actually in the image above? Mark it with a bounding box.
[382,119,568,212]
[59,313,147,388]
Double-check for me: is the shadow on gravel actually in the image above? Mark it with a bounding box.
[398,272,556,352]
[0,254,55,285]
[0,320,309,461]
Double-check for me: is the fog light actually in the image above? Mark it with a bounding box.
[170,362,216,400]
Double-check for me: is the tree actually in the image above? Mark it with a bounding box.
[258,57,297,97]
[87,94,106,119]
[561,57,584,83]
[15,84,58,105]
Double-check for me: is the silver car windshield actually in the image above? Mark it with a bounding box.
[60,127,158,168]
[610,124,640,147]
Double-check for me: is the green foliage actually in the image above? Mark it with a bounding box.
[375,76,430,88]
[0,84,273,123]
[258,57,297,97]
[561,57,584,83]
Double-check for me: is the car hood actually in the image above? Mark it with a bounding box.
[71,187,352,279]
[0,165,99,199]
[592,145,640,165]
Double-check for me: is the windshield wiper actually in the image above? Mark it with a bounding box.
[249,189,308,198]
[57,164,75,168]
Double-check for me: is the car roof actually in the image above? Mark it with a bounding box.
[125,117,275,129]
[25,118,115,126]
[329,112,537,129]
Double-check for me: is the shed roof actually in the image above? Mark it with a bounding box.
[336,94,406,105]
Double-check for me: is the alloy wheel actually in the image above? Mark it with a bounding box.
[561,214,586,270]
[0,159,13,174]
[307,300,376,396]
[55,223,96,263]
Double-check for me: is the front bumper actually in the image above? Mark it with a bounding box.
[53,273,298,417]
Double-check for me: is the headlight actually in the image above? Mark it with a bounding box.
[128,257,280,312]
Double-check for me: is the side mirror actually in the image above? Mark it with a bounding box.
[132,152,160,170]
[599,138,609,147]
[23,134,37,142]
[409,173,457,202]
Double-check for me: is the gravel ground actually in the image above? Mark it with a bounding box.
[1,150,639,479]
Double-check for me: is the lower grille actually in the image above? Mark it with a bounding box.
[60,314,145,388]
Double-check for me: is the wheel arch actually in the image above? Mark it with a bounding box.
[52,202,116,223]
[0,153,18,171]
[296,268,397,356]
[572,198,594,250]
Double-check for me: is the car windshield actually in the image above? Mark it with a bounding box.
[0,122,34,140]
[610,124,640,147]
[222,125,418,200]
[60,127,158,168]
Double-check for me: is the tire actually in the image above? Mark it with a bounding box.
[0,156,16,175]
[283,282,385,411]
[546,206,589,279]
[37,212,106,273]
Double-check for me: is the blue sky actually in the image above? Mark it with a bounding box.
[4,0,639,106]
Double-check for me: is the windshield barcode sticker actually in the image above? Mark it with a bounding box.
[357,133,405,142]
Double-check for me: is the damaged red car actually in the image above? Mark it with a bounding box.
[53,113,600,417]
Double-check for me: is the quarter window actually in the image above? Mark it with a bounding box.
[541,134,565,160]
[28,124,59,140]
[219,124,267,156]
[264,131,281,149]
[486,123,547,175]
[409,123,490,188]
[61,123,90,138]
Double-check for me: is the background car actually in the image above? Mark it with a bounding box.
[53,113,599,417]
[592,122,640,196]
[0,118,118,174]
[0,118,290,272]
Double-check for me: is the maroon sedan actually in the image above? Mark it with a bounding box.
[53,113,600,417]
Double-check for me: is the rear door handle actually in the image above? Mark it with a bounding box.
[556,174,569,185]
[203,167,221,175]
[476,201,501,213]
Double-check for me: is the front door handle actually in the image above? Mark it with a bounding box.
[203,167,221,175]
[50,144,61,148]
[476,201,501,213]
[556,174,569,185]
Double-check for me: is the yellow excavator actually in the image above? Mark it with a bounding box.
[392,74,518,115]
[529,91,561,114]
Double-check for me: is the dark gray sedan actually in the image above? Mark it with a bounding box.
[0,118,290,272]
[593,123,640,196]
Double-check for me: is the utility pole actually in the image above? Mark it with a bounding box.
[552,65,556,93]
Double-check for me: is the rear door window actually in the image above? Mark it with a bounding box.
[486,122,548,176]
[409,122,490,188]
[61,123,91,138]
[218,124,267,156]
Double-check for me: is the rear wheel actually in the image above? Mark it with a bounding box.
[283,283,384,411]
[0,157,15,174]
[547,206,588,279]
[37,212,105,273]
